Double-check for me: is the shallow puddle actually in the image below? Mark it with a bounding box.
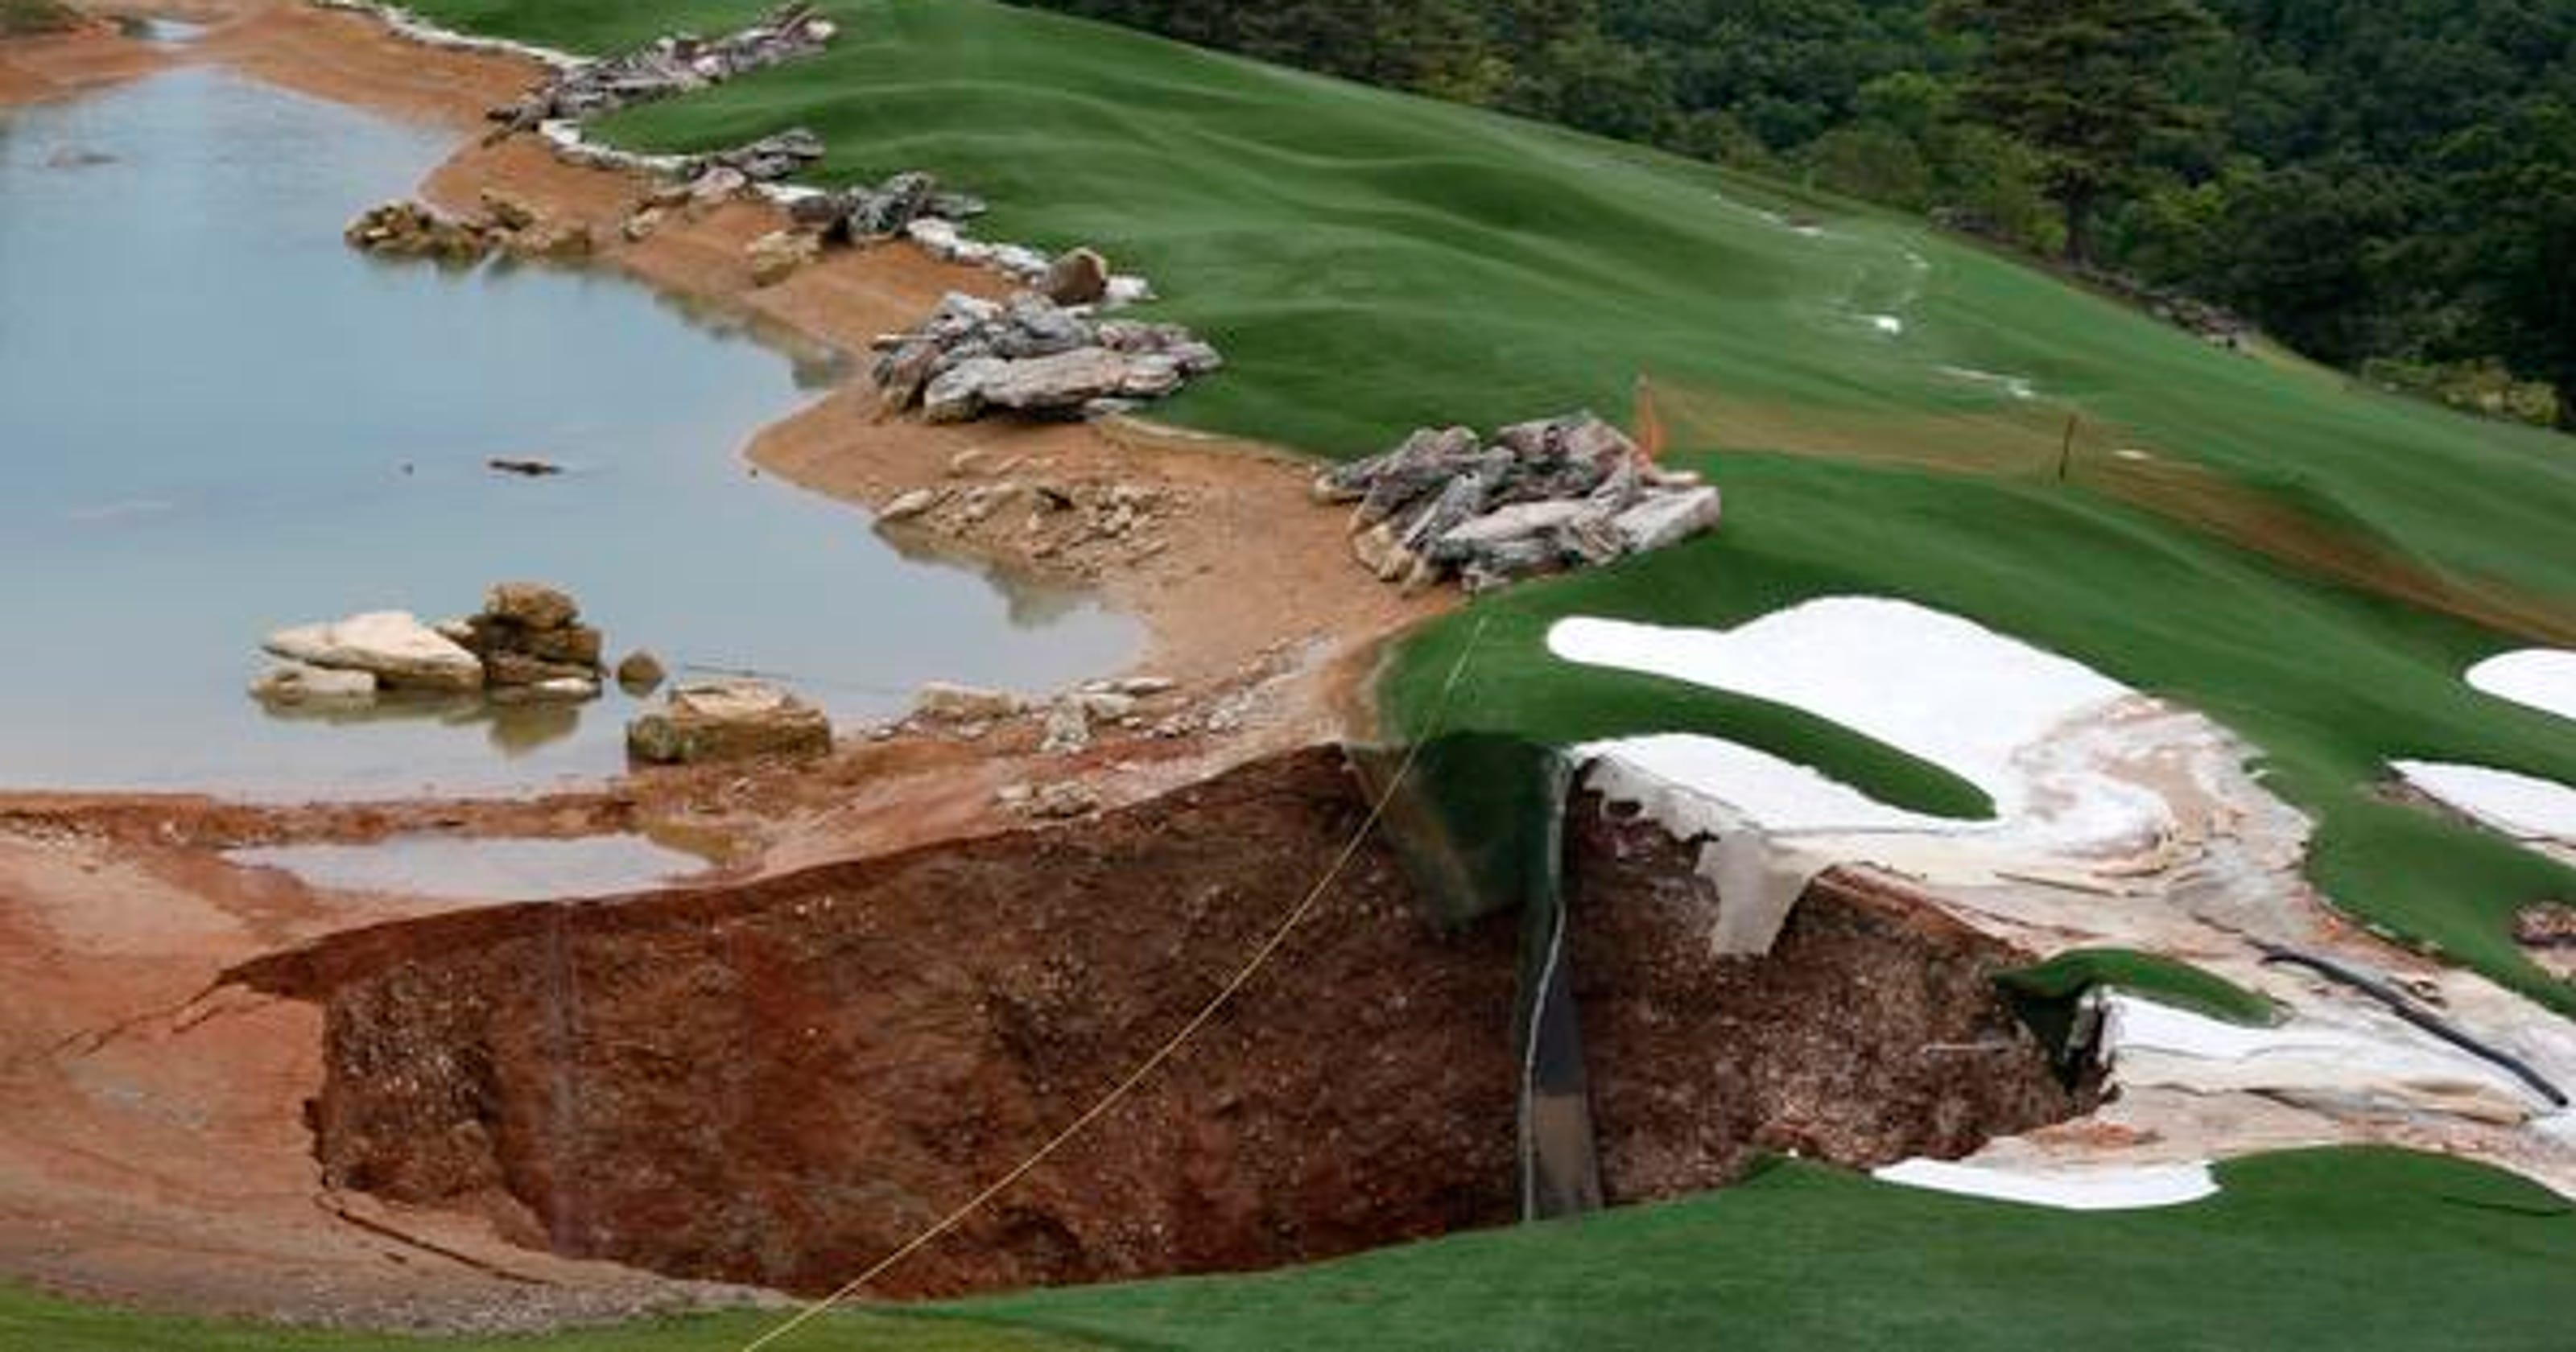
[0,68,1137,796]
[227,832,712,900]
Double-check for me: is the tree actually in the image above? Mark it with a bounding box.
[2432,101,2576,430]
[1933,0,2222,262]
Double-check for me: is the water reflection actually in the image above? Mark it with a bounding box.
[253,690,587,757]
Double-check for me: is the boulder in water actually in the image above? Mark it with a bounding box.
[249,662,378,707]
[626,679,831,765]
[263,612,485,692]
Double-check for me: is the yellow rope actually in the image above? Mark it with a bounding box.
[731,616,1489,1352]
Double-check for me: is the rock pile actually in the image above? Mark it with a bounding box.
[258,612,484,703]
[626,679,831,764]
[695,127,824,183]
[786,169,988,242]
[877,461,1183,576]
[2516,902,2576,950]
[907,675,1179,754]
[437,583,605,702]
[873,291,1222,423]
[345,190,592,264]
[774,174,1150,299]
[252,583,610,710]
[490,2,836,132]
[1315,412,1722,593]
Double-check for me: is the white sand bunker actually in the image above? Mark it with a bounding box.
[1872,1157,2217,1211]
[1545,597,2274,952]
[1548,596,2186,864]
[2469,649,2576,724]
[2388,648,2576,847]
[2392,760,2576,843]
[2100,992,2553,1122]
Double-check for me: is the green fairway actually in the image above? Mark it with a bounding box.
[402,0,2576,621]
[1995,947,2281,1028]
[382,0,2576,1000]
[967,1148,2576,1351]
[1382,450,2576,1011]
[12,3,2575,1348]
[11,1148,2569,1350]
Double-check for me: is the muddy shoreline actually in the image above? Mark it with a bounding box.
[0,1,1442,1326]
[10,0,2573,1333]
[0,0,1440,842]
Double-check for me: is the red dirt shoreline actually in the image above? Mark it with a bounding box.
[0,0,1444,1326]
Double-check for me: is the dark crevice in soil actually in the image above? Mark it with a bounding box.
[228,746,2086,1299]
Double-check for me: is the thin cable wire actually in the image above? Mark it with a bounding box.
[729,616,1490,1352]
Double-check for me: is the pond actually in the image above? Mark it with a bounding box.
[0,68,1137,797]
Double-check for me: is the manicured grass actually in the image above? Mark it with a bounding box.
[1384,451,2576,1012]
[964,1148,2576,1351]
[391,0,2576,1002]
[12,1149,2570,1350]
[403,0,2576,620]
[1997,948,2281,1027]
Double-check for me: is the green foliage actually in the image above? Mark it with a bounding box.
[1930,0,2223,259]
[992,0,2576,426]
[2364,356,2563,429]
[402,0,2576,1002]
[0,0,81,36]
[1996,947,2281,1026]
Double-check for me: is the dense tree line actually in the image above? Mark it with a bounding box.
[1028,0,2576,427]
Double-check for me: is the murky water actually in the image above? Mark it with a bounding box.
[0,69,1137,796]
[228,832,712,899]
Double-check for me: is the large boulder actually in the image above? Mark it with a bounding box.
[873,291,1220,422]
[249,662,378,707]
[484,581,580,631]
[344,200,489,262]
[922,357,1009,422]
[484,652,599,687]
[449,583,605,687]
[1607,485,1724,553]
[978,347,1130,412]
[625,680,831,765]
[916,681,1024,722]
[1039,247,1110,307]
[264,612,485,692]
[747,229,821,287]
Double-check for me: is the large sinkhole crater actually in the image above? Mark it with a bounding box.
[229,747,2082,1296]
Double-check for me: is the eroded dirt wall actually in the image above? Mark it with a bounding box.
[1566,802,2088,1198]
[233,749,2081,1298]
[237,749,1525,1296]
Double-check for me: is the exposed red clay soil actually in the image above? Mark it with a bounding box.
[232,749,2083,1299]
[0,815,758,1330]
[0,13,165,105]
[5,2,2070,1325]
[1567,802,2090,1194]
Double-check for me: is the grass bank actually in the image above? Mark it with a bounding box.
[390,0,2576,1001]
[1384,451,2576,1010]
[404,0,2576,623]
[10,1148,2568,1350]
